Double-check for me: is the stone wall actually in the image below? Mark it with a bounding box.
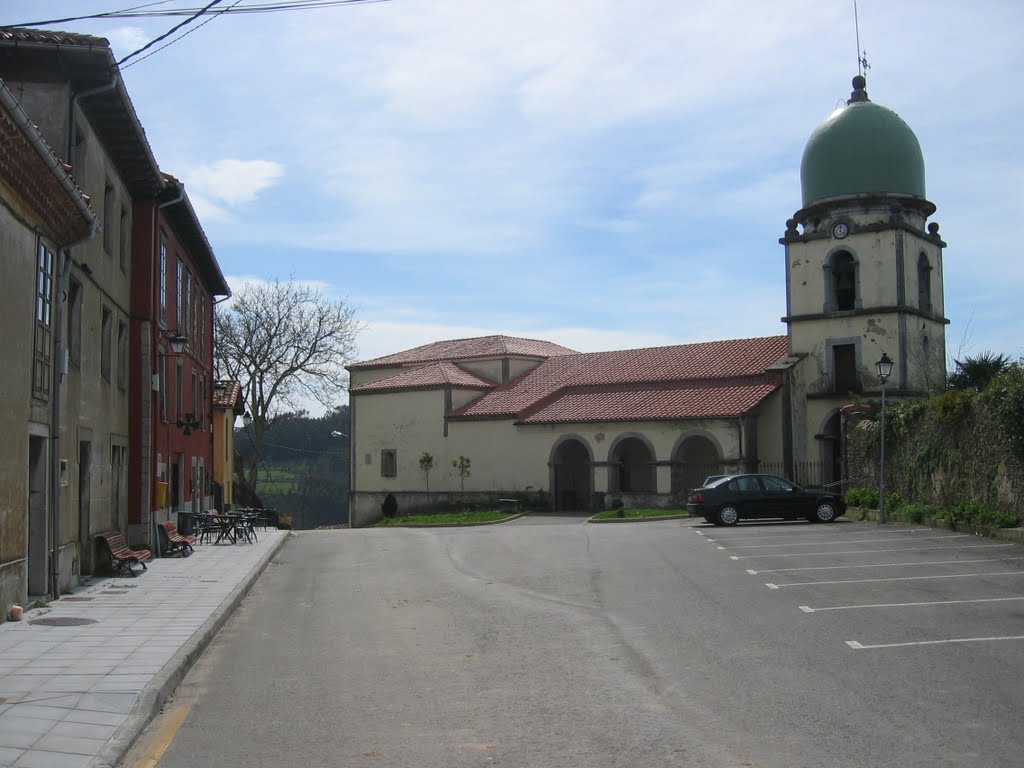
[846,397,1024,517]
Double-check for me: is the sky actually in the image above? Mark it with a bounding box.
[4,1,1023,414]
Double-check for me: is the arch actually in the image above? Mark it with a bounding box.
[917,251,933,313]
[671,432,723,493]
[823,248,859,313]
[550,436,592,511]
[608,434,656,494]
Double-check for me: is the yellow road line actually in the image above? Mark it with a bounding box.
[132,705,191,768]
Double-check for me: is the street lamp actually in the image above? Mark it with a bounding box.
[875,352,894,524]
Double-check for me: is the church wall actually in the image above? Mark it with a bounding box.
[348,366,406,389]
[458,360,502,382]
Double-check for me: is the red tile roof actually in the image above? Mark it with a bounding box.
[518,381,780,424]
[213,380,244,413]
[352,362,495,394]
[349,334,575,369]
[450,335,788,422]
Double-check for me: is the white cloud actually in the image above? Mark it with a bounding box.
[184,159,284,207]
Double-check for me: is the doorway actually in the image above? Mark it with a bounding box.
[552,439,591,510]
[28,436,48,596]
[79,441,92,573]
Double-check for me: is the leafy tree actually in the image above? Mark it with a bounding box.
[451,455,471,491]
[216,278,361,492]
[419,452,434,491]
[948,352,1012,392]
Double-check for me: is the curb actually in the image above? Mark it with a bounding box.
[587,513,691,524]
[90,531,294,768]
[849,507,1024,544]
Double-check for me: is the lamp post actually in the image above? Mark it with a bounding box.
[875,352,894,524]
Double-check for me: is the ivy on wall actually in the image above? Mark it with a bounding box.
[846,363,1024,517]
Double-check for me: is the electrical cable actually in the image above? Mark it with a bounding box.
[4,0,388,28]
[120,0,244,69]
[116,0,224,66]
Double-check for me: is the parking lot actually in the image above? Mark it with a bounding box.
[695,519,1024,652]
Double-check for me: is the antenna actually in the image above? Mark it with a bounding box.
[854,0,871,76]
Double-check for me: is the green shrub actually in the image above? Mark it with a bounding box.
[885,491,904,514]
[940,498,1019,529]
[899,502,940,524]
[845,487,879,509]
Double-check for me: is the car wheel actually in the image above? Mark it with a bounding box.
[813,502,837,523]
[718,505,739,526]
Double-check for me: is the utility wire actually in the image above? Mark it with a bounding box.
[4,0,388,28]
[116,0,224,66]
[121,0,244,69]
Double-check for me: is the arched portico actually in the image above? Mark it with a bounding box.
[551,437,592,510]
[608,435,656,493]
[817,410,842,488]
[671,433,723,493]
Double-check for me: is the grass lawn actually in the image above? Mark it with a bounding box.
[591,508,689,520]
[376,509,515,526]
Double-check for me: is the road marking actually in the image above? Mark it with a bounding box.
[707,527,932,541]
[846,635,1024,650]
[132,704,191,768]
[724,534,969,550]
[729,542,1012,559]
[766,570,1024,589]
[748,556,1024,574]
[800,596,1024,613]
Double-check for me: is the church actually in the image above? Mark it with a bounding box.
[345,75,948,526]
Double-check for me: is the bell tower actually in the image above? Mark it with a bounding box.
[780,75,948,479]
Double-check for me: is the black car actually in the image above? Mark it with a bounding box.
[686,474,845,526]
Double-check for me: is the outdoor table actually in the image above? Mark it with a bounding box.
[211,513,241,545]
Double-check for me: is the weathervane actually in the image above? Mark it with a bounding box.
[854,0,871,77]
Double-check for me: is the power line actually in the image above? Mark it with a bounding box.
[4,0,389,28]
[116,0,225,66]
[121,0,244,69]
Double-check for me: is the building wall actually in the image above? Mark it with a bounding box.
[785,204,947,471]
[350,387,786,525]
[0,201,47,612]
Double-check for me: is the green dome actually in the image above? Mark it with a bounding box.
[800,76,925,208]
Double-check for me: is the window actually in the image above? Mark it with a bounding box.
[33,243,54,399]
[117,320,127,390]
[381,449,397,478]
[175,361,184,419]
[191,370,198,423]
[918,252,933,313]
[67,278,82,368]
[119,207,130,272]
[831,251,856,311]
[176,258,183,330]
[832,343,858,393]
[100,307,112,381]
[103,181,115,255]
[184,270,192,339]
[159,231,168,327]
[159,354,168,422]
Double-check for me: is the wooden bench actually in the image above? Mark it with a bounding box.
[96,531,152,576]
[157,520,197,557]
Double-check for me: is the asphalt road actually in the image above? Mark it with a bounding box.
[125,516,1024,768]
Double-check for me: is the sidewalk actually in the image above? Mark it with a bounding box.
[0,528,291,768]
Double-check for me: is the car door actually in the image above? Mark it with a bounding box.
[759,475,798,517]
[735,475,767,518]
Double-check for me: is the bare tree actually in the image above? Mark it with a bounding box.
[216,278,362,492]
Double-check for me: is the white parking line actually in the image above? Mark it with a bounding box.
[846,635,1024,650]
[747,556,1024,575]
[800,596,1024,613]
[729,542,1012,560]
[766,571,1024,589]
[707,527,932,542]
[725,534,970,550]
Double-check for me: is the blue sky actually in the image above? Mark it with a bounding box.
[5,1,1023,412]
